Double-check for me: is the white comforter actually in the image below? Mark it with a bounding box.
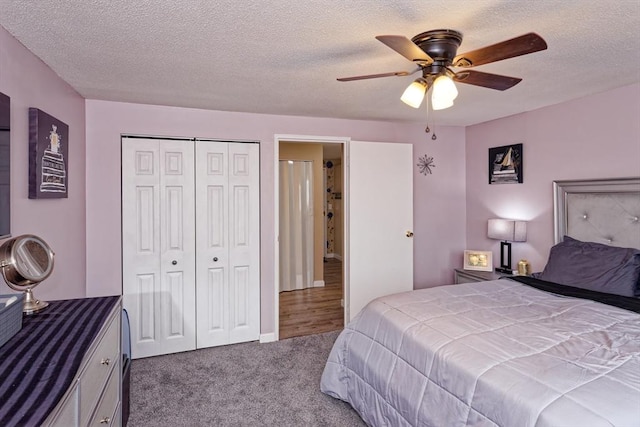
[321,279,640,427]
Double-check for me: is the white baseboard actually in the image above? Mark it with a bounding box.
[313,280,325,287]
[326,253,343,261]
[259,332,277,343]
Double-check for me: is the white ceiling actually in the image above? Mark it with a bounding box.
[1,0,639,126]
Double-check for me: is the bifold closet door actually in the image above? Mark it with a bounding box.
[122,138,196,358]
[195,140,260,348]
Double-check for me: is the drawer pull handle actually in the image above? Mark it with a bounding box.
[99,416,111,424]
[100,358,110,366]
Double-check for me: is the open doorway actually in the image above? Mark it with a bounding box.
[275,136,346,340]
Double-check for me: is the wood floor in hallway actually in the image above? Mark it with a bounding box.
[279,258,343,339]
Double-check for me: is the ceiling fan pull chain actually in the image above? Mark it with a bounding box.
[425,96,431,135]
[429,98,437,140]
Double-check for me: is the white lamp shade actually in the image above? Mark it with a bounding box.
[487,219,527,242]
[431,95,454,110]
[431,75,458,110]
[400,78,428,108]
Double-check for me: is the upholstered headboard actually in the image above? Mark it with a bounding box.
[553,177,640,249]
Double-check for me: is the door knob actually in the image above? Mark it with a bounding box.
[171,260,177,265]
[406,231,414,237]
[213,257,219,262]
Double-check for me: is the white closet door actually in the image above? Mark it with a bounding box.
[195,141,260,348]
[122,138,196,358]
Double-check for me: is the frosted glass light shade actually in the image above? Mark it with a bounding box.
[431,75,458,110]
[400,78,428,108]
[431,95,454,110]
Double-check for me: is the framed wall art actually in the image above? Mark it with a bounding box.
[463,250,493,272]
[489,143,523,184]
[0,92,10,237]
[28,108,68,199]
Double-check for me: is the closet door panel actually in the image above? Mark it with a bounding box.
[136,273,157,342]
[123,138,196,358]
[195,141,230,347]
[196,141,260,348]
[122,140,163,358]
[228,142,260,344]
[206,186,225,248]
[159,141,196,355]
[231,265,249,327]
[203,267,227,338]
[164,271,187,337]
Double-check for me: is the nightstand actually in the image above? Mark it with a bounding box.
[454,268,510,284]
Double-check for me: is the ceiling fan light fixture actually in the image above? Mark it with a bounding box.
[432,96,454,110]
[431,74,458,110]
[400,78,428,108]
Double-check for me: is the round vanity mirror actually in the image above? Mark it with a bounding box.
[0,234,54,314]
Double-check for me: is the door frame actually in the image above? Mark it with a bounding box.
[273,134,350,341]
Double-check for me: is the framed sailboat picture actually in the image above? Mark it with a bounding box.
[489,143,523,184]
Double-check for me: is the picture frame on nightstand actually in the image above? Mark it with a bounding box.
[463,250,493,272]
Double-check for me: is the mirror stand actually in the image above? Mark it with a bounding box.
[22,288,49,315]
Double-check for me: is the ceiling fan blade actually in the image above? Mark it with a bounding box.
[453,70,522,91]
[453,33,547,68]
[337,68,419,82]
[375,35,433,64]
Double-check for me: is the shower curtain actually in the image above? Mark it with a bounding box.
[279,160,314,292]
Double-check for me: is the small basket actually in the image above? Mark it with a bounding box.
[0,293,24,348]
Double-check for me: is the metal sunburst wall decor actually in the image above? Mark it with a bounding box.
[417,154,435,176]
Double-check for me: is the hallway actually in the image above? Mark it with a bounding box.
[279,258,343,339]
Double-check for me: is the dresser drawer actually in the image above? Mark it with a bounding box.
[46,383,79,426]
[79,313,120,424]
[89,365,120,426]
[455,272,480,283]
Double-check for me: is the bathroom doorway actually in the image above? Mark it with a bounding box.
[278,141,344,339]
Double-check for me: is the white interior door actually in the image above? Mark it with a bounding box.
[195,140,260,348]
[122,138,196,358]
[347,140,414,321]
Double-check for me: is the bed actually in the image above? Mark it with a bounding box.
[321,177,640,427]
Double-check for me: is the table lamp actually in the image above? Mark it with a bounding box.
[488,219,527,274]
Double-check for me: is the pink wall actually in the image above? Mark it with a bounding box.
[465,83,640,273]
[0,27,87,301]
[85,100,467,334]
[4,18,638,337]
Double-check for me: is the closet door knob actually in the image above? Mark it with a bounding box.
[213,257,219,262]
[171,260,177,265]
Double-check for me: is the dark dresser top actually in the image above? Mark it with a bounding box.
[0,296,119,426]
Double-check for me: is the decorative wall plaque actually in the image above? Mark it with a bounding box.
[28,108,68,199]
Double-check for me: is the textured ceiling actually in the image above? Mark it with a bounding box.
[1,0,639,126]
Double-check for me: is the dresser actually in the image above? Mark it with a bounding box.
[0,296,122,426]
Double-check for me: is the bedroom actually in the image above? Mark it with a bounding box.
[0,1,639,426]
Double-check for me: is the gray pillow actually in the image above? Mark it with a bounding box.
[538,236,640,297]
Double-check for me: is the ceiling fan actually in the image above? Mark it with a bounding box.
[338,29,547,110]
